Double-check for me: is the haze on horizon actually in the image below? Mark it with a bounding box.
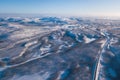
[0,0,120,17]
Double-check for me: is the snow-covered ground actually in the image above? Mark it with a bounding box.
[0,17,120,80]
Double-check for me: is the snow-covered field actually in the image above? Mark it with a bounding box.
[0,17,120,80]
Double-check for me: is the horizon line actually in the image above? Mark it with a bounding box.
[0,13,120,19]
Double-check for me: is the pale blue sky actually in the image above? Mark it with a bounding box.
[0,0,120,17]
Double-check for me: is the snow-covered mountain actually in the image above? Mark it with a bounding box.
[0,17,120,80]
